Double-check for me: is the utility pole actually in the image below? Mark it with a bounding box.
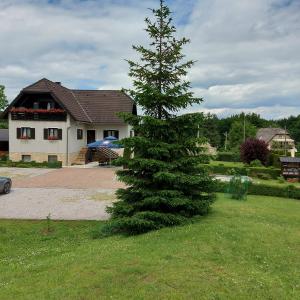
[284,124,287,156]
[224,132,228,151]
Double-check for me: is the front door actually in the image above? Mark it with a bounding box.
[87,130,96,144]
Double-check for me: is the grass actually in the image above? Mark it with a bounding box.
[0,194,299,299]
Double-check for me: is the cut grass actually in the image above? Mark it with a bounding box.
[0,194,299,299]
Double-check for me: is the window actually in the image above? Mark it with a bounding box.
[103,130,119,139]
[77,129,83,140]
[44,128,62,140]
[130,130,134,137]
[22,155,31,162]
[17,127,35,139]
[48,155,58,163]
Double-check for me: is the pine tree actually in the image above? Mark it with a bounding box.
[102,0,215,235]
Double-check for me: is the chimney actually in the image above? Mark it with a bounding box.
[55,82,61,85]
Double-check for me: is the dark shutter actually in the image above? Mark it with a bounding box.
[58,129,62,140]
[115,130,119,139]
[77,129,82,140]
[44,128,48,140]
[17,128,21,139]
[31,128,35,139]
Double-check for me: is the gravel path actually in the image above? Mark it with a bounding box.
[0,188,116,220]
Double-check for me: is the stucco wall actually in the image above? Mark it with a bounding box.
[9,113,71,155]
[9,113,132,165]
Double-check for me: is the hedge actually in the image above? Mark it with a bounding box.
[215,181,300,200]
[0,160,62,169]
[203,164,281,179]
[216,152,241,162]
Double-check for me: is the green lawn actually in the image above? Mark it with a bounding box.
[1,194,299,299]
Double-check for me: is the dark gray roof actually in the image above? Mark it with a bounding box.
[5,78,136,124]
[0,129,8,141]
[256,128,288,143]
[279,157,300,163]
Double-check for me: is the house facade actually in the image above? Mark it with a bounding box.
[256,128,297,157]
[4,78,136,165]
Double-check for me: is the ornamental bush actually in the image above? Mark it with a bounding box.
[240,138,269,165]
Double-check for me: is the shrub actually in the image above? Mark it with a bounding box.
[216,152,241,162]
[249,159,263,167]
[256,173,272,180]
[215,181,300,200]
[204,164,281,179]
[267,152,281,168]
[0,160,62,169]
[240,138,269,165]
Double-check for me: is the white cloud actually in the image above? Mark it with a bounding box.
[0,0,300,120]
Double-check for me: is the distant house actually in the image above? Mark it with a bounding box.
[279,157,300,179]
[3,78,136,165]
[256,128,297,157]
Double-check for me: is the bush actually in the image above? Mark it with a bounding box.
[216,152,241,162]
[249,159,263,167]
[256,173,272,180]
[267,152,281,168]
[0,160,62,169]
[215,181,300,200]
[240,138,269,165]
[204,164,281,179]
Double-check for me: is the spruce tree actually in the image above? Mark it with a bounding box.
[103,0,215,235]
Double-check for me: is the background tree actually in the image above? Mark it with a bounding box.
[240,138,269,165]
[102,0,215,236]
[0,85,8,111]
[228,120,257,150]
[0,85,9,129]
[200,113,221,148]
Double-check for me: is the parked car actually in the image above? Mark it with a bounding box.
[0,177,12,194]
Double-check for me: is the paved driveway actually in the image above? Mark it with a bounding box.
[0,167,124,220]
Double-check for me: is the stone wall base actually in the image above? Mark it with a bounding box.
[9,152,79,166]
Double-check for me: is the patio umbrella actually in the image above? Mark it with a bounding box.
[87,136,122,165]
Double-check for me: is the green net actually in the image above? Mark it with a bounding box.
[225,174,251,200]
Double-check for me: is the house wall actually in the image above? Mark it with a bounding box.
[9,113,132,165]
[9,113,72,165]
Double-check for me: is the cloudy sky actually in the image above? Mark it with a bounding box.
[0,0,299,119]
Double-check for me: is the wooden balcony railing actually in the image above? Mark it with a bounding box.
[10,108,67,121]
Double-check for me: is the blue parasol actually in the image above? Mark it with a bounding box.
[87,136,122,149]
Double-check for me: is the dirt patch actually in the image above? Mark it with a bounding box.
[13,167,125,189]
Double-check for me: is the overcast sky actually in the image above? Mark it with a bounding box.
[0,0,299,119]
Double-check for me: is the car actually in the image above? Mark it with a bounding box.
[0,177,12,194]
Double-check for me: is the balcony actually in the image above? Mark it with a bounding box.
[10,108,67,121]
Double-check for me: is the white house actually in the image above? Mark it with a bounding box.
[3,78,136,165]
[257,127,297,157]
